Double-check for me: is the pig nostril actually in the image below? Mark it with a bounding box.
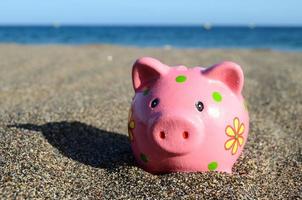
[183,131,189,139]
[160,131,166,139]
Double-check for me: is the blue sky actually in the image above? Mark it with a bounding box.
[0,0,301,26]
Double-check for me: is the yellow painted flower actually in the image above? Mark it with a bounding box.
[129,120,135,129]
[128,128,134,141]
[224,117,245,155]
[128,108,135,141]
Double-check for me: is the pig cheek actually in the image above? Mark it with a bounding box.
[130,114,154,166]
[201,101,228,170]
[131,112,167,169]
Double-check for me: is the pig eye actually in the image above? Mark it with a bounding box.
[150,98,160,108]
[195,101,204,112]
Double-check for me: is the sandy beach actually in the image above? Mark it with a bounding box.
[0,44,301,199]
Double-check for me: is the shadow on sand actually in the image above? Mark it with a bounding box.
[9,121,134,169]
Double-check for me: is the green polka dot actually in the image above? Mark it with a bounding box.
[212,92,222,102]
[176,75,187,83]
[208,161,218,171]
[143,88,149,96]
[140,153,148,163]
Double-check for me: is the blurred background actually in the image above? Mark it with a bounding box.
[0,0,301,50]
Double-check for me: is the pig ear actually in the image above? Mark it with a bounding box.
[132,57,170,91]
[203,61,244,95]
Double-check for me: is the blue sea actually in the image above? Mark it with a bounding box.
[0,26,301,51]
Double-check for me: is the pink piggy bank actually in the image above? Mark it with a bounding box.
[128,57,249,174]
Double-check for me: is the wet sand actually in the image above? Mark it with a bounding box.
[0,44,301,199]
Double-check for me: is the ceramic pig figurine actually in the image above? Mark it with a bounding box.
[128,57,249,174]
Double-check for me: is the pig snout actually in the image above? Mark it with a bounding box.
[149,115,203,155]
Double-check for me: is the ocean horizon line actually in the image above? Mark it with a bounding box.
[0,24,302,28]
[0,26,301,51]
